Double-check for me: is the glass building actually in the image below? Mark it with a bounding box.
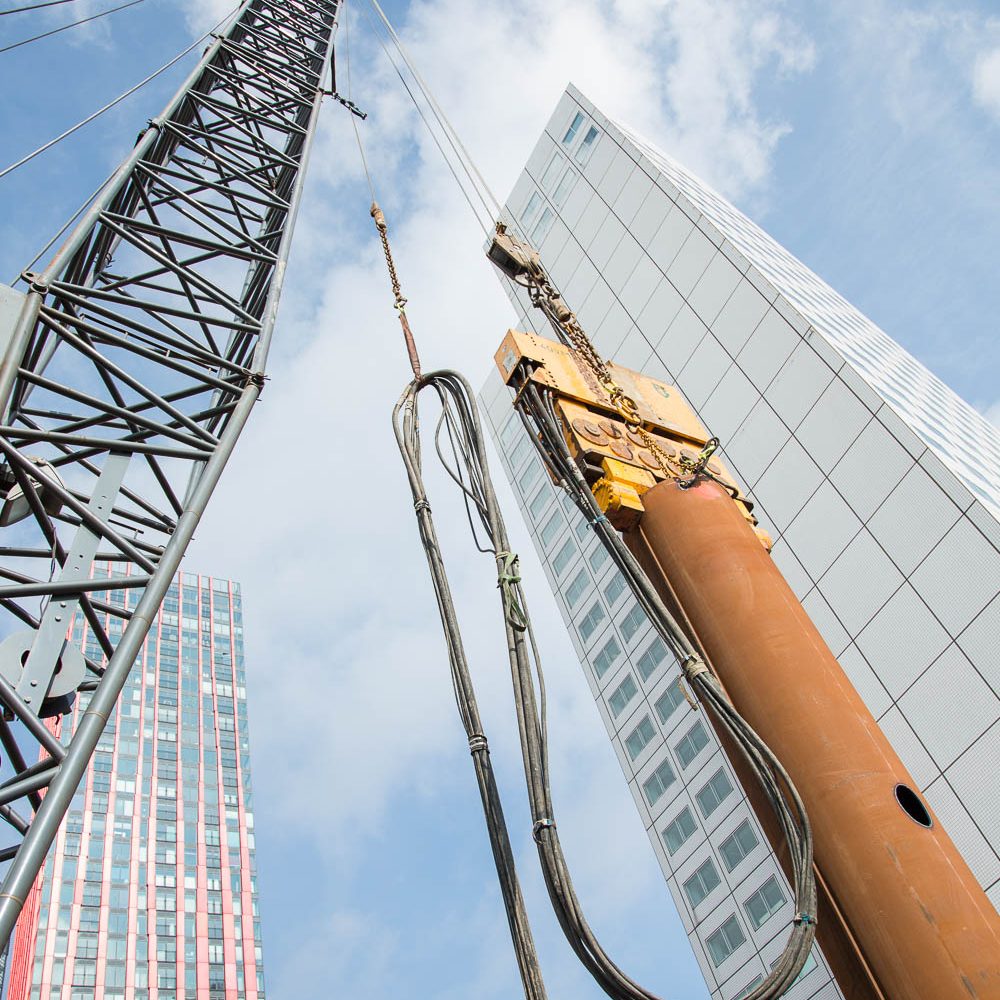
[5,568,265,1000]
[480,85,1000,999]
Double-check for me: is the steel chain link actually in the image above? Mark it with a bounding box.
[527,274,688,481]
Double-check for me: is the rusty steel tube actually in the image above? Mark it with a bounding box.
[639,477,1000,1000]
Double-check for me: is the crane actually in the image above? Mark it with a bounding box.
[0,2,997,999]
[0,0,339,948]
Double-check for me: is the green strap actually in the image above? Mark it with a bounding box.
[497,551,528,633]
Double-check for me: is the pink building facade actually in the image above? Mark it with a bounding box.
[7,569,264,1000]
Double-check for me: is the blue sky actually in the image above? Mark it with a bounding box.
[1,1,999,999]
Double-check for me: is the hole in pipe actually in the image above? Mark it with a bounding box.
[895,783,933,828]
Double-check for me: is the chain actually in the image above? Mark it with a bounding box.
[371,201,421,378]
[524,270,686,481]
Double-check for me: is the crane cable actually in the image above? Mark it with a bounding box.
[344,2,817,996]
[1,0,82,15]
[0,5,240,181]
[341,0,422,377]
[0,0,146,55]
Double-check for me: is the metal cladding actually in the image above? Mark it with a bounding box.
[638,477,1000,1000]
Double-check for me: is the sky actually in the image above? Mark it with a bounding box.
[1,1,999,999]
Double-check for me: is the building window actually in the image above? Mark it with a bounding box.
[696,769,734,818]
[575,126,599,165]
[588,545,608,572]
[72,962,97,986]
[527,488,549,520]
[540,152,565,191]
[636,637,667,682]
[744,875,785,929]
[530,207,554,245]
[518,461,540,494]
[552,168,576,207]
[608,674,637,718]
[551,539,576,576]
[642,758,676,807]
[720,820,759,872]
[706,914,746,967]
[156,939,177,962]
[562,111,584,145]
[565,570,588,608]
[619,602,647,642]
[655,678,687,724]
[674,721,709,768]
[592,636,621,678]
[509,436,532,469]
[76,935,98,960]
[683,857,721,908]
[539,511,562,548]
[520,191,542,225]
[735,974,764,998]
[578,601,606,642]
[603,573,626,606]
[625,715,655,760]
[661,807,697,855]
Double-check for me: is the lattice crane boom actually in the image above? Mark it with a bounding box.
[0,0,339,944]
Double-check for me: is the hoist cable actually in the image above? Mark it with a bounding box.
[0,7,237,181]
[340,2,422,375]
[341,0,376,203]
[362,0,496,234]
[356,0,493,234]
[0,0,146,55]
[366,0,503,219]
[0,0,80,15]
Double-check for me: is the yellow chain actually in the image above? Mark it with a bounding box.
[528,275,685,481]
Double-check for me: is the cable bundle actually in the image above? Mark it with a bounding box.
[394,369,816,1000]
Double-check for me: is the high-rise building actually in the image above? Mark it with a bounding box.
[480,84,1000,999]
[5,568,265,1000]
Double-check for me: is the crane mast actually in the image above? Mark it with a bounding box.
[0,0,338,945]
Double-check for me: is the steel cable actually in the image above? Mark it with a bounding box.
[0,0,145,54]
[0,7,238,180]
[394,367,816,1000]
[1,0,82,14]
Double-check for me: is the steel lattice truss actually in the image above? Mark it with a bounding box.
[0,0,338,941]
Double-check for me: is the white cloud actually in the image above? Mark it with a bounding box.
[180,0,234,35]
[973,46,1000,120]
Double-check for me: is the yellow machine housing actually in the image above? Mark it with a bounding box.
[494,329,766,542]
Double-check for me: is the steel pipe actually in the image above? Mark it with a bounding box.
[638,477,1000,1000]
